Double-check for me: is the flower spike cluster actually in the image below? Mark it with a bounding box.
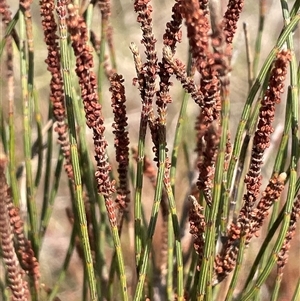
[66,3,117,224]
[223,0,244,45]
[134,0,158,113]
[0,156,28,301]
[109,74,130,227]
[180,0,231,208]
[277,194,300,274]
[240,50,291,226]
[214,50,291,283]
[40,0,73,180]
[188,195,206,266]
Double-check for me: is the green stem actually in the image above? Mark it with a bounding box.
[19,8,39,260]
[134,118,147,268]
[57,5,98,300]
[40,148,63,239]
[39,105,53,239]
[164,179,184,301]
[72,87,104,298]
[33,88,43,189]
[0,11,19,58]
[252,0,266,77]
[133,126,166,301]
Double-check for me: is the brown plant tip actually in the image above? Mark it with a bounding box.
[241,50,291,219]
[277,194,300,274]
[98,0,110,20]
[19,0,32,11]
[163,0,182,51]
[0,158,28,301]
[196,121,221,206]
[40,0,73,180]
[0,0,19,46]
[188,195,206,267]
[6,192,40,291]
[249,172,286,240]
[134,0,158,113]
[181,0,223,134]
[254,50,291,152]
[181,0,210,68]
[155,0,183,128]
[223,0,244,45]
[0,0,12,24]
[109,73,130,213]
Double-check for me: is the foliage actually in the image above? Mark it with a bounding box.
[0,0,299,300]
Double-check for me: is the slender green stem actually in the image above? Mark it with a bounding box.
[0,11,19,58]
[170,91,190,191]
[167,54,191,300]
[33,88,43,189]
[290,0,300,18]
[19,9,39,260]
[109,219,129,301]
[57,6,98,300]
[272,88,292,177]
[134,118,147,268]
[270,274,282,301]
[40,148,63,239]
[73,88,104,298]
[184,250,198,295]
[0,111,8,154]
[84,1,93,41]
[164,179,184,301]
[98,5,109,104]
[8,65,20,207]
[252,0,266,78]
[39,105,53,238]
[166,213,174,301]
[243,22,253,89]
[133,126,166,301]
